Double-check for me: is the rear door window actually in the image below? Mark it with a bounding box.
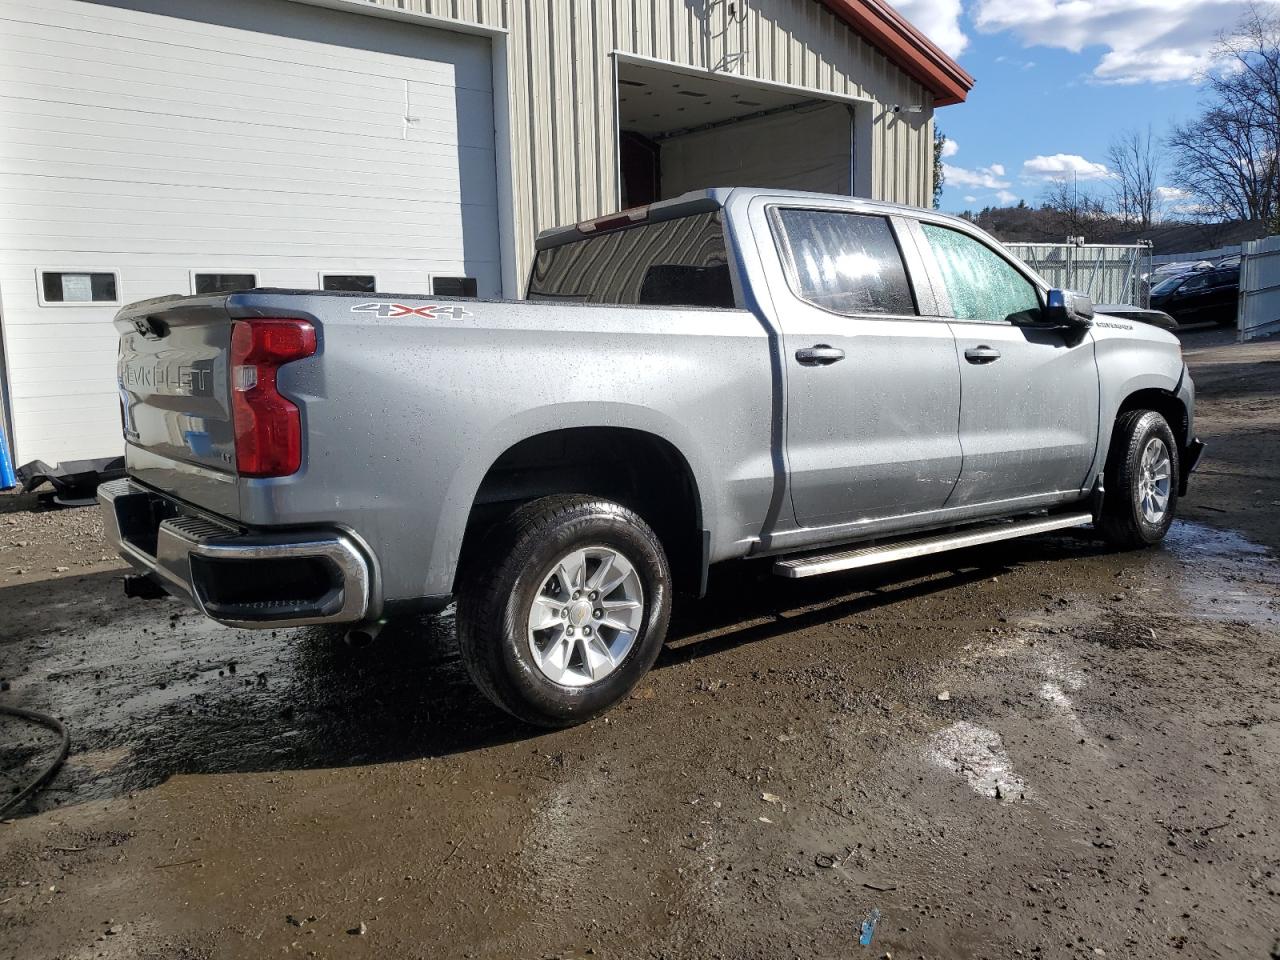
[771,209,916,317]
[527,210,735,308]
[920,224,1041,325]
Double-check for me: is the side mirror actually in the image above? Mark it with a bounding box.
[1044,289,1094,329]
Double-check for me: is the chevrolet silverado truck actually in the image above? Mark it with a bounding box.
[100,188,1203,726]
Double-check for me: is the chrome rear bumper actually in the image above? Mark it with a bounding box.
[98,478,372,628]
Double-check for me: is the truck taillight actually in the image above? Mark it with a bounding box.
[230,318,316,477]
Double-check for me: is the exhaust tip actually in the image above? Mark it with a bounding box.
[344,621,384,647]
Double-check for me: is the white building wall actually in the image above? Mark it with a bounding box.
[361,0,935,280]
[0,0,502,464]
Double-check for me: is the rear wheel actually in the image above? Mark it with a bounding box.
[1097,410,1180,549]
[457,495,672,727]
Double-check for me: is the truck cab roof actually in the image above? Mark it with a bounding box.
[534,187,966,250]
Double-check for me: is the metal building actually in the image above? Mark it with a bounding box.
[0,0,971,467]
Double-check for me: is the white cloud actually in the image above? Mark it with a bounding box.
[964,195,978,203]
[1155,185,1203,216]
[1022,154,1112,181]
[995,190,1019,204]
[943,162,1011,189]
[995,54,1038,69]
[972,0,1274,84]
[942,138,960,158]
[893,0,968,57]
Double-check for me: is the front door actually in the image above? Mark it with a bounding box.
[764,205,963,528]
[915,222,1100,508]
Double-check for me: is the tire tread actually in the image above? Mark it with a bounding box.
[456,495,668,726]
[1098,409,1179,548]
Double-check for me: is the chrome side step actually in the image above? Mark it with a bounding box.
[772,512,1094,579]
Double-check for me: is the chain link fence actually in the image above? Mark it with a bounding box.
[1005,242,1154,308]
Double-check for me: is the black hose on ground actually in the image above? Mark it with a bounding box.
[0,705,70,817]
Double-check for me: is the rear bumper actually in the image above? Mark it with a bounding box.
[98,478,372,628]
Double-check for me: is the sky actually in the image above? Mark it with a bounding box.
[896,0,1274,214]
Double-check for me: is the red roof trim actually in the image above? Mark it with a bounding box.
[816,0,975,106]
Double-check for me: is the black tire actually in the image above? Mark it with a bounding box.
[456,494,672,727]
[1097,409,1180,549]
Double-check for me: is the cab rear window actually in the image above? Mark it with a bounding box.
[527,211,735,308]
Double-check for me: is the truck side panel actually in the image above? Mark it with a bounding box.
[228,291,775,603]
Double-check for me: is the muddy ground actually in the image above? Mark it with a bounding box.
[2,327,1278,960]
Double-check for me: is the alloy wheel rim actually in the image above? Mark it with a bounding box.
[526,546,645,687]
[1138,437,1172,524]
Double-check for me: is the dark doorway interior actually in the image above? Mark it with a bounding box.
[619,131,661,208]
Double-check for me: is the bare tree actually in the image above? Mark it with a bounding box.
[1168,6,1280,226]
[1107,126,1161,228]
[1039,175,1108,239]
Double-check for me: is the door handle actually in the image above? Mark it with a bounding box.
[964,345,1002,364]
[795,344,846,366]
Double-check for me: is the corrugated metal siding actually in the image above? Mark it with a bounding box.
[360,0,934,281]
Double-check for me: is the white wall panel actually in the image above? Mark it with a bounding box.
[660,103,853,198]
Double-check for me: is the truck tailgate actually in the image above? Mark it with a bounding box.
[114,295,240,515]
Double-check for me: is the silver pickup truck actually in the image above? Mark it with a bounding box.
[100,188,1203,726]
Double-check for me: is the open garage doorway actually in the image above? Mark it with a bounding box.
[616,59,862,207]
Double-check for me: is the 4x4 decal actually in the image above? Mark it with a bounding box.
[351,302,472,320]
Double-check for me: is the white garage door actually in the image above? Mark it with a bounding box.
[0,0,502,466]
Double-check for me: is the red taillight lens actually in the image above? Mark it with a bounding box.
[230,319,317,477]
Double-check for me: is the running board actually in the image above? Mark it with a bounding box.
[772,512,1094,579]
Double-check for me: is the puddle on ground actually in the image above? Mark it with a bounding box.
[926,721,1027,803]
[1,586,518,809]
[1161,522,1278,626]
[1164,520,1271,559]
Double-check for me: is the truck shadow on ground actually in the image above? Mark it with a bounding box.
[1,531,1118,811]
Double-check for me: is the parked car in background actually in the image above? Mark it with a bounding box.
[1150,265,1240,326]
[1147,260,1214,283]
[100,188,1203,727]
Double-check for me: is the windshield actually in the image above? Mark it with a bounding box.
[527,210,735,307]
[1151,275,1185,295]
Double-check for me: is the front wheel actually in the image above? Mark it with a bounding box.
[456,495,672,727]
[1097,409,1180,549]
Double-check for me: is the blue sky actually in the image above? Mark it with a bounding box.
[896,0,1264,213]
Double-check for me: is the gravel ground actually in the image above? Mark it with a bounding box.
[0,492,122,584]
[1,327,1278,960]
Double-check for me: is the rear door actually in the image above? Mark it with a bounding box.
[914,221,1099,508]
[1206,269,1240,324]
[760,203,963,528]
[1170,273,1215,322]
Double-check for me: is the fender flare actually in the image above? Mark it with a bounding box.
[424,402,716,595]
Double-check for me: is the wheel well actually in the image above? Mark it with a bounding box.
[1116,389,1188,449]
[458,428,705,595]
